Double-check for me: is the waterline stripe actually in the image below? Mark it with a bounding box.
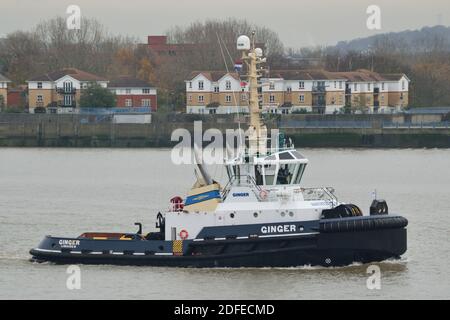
[34,248,60,253]
[259,232,319,238]
[194,232,319,241]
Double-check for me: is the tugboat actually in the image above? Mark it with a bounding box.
[30,34,407,267]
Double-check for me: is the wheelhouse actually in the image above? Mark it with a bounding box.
[253,150,308,186]
[225,150,309,187]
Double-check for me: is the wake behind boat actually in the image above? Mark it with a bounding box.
[30,34,407,268]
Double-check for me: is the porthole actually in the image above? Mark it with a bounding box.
[280,212,286,217]
[230,213,235,218]
[289,211,294,217]
[253,212,258,218]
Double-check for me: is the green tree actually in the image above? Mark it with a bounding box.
[80,83,116,108]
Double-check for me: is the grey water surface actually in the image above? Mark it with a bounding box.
[0,148,449,299]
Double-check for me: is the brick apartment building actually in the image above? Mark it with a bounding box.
[186,69,409,114]
[109,76,157,111]
[0,73,11,109]
[27,68,108,113]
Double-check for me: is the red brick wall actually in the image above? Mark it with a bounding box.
[7,91,25,108]
[116,95,157,111]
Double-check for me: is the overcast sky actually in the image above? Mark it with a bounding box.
[0,0,449,48]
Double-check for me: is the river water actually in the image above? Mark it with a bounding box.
[0,148,449,299]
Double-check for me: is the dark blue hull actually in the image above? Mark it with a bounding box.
[30,216,407,267]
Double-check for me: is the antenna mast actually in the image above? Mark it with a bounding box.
[237,32,267,157]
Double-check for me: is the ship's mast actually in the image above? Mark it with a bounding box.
[238,32,267,157]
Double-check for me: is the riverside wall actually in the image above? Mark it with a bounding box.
[0,113,449,148]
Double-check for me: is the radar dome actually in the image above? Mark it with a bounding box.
[237,35,251,51]
[255,48,263,57]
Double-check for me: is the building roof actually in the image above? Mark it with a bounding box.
[333,69,386,82]
[108,76,153,88]
[269,69,409,82]
[187,71,240,82]
[27,68,107,82]
[0,73,11,82]
[187,69,410,83]
[269,69,347,81]
[380,73,408,81]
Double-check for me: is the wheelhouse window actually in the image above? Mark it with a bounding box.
[262,164,276,185]
[257,151,308,186]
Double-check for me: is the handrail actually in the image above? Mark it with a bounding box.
[301,187,338,206]
[221,174,262,200]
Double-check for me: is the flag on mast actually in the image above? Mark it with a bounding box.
[234,60,243,72]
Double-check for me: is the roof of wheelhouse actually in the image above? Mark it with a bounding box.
[255,150,308,164]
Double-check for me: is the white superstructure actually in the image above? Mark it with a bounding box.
[165,34,340,240]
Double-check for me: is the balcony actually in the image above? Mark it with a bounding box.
[56,87,77,94]
[312,86,326,93]
[57,101,77,108]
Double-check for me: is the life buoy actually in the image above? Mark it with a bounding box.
[170,196,184,212]
[259,189,268,200]
[179,229,189,240]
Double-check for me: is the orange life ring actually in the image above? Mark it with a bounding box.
[179,229,189,240]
